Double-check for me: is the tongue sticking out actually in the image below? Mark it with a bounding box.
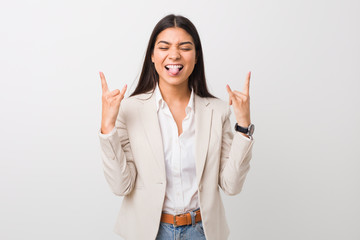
[168,67,180,75]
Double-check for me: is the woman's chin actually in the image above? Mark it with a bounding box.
[159,76,189,87]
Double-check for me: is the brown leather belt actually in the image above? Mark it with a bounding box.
[161,209,201,227]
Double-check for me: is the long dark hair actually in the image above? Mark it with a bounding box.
[130,14,215,98]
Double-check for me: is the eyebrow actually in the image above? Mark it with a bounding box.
[157,41,193,46]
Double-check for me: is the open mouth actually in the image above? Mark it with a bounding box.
[165,64,184,76]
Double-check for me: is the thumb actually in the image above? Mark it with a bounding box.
[226,84,232,94]
[226,84,233,105]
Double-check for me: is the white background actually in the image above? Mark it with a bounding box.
[1,0,359,239]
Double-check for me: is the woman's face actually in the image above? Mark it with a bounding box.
[152,27,197,89]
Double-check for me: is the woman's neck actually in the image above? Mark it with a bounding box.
[158,80,191,105]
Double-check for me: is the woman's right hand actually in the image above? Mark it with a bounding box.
[100,72,127,134]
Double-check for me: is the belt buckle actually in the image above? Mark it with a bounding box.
[173,215,178,227]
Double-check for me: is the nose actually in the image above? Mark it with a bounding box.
[168,48,180,60]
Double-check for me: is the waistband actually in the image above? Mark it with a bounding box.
[160,208,201,227]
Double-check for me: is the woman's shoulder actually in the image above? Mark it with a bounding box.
[208,97,228,109]
[197,95,231,117]
[121,91,154,108]
[118,91,154,121]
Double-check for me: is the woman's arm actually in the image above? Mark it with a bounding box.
[99,103,137,196]
[98,71,137,196]
[218,107,254,196]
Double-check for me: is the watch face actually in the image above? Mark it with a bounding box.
[248,124,255,136]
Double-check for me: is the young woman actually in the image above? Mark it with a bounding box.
[99,14,255,240]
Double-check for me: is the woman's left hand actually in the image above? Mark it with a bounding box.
[226,71,251,128]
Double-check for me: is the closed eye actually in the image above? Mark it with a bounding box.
[158,47,192,50]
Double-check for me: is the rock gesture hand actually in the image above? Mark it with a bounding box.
[226,71,251,130]
[100,72,127,134]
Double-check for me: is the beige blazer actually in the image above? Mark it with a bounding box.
[99,91,254,240]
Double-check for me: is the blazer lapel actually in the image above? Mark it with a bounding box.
[139,92,166,178]
[194,94,213,186]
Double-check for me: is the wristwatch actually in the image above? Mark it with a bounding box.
[234,123,255,137]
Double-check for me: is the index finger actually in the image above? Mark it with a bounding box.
[99,71,109,93]
[243,71,251,95]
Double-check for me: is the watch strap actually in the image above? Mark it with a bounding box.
[234,123,249,134]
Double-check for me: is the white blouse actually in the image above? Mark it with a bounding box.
[154,84,199,215]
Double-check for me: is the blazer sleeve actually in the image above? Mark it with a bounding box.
[98,103,137,196]
[218,106,255,196]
